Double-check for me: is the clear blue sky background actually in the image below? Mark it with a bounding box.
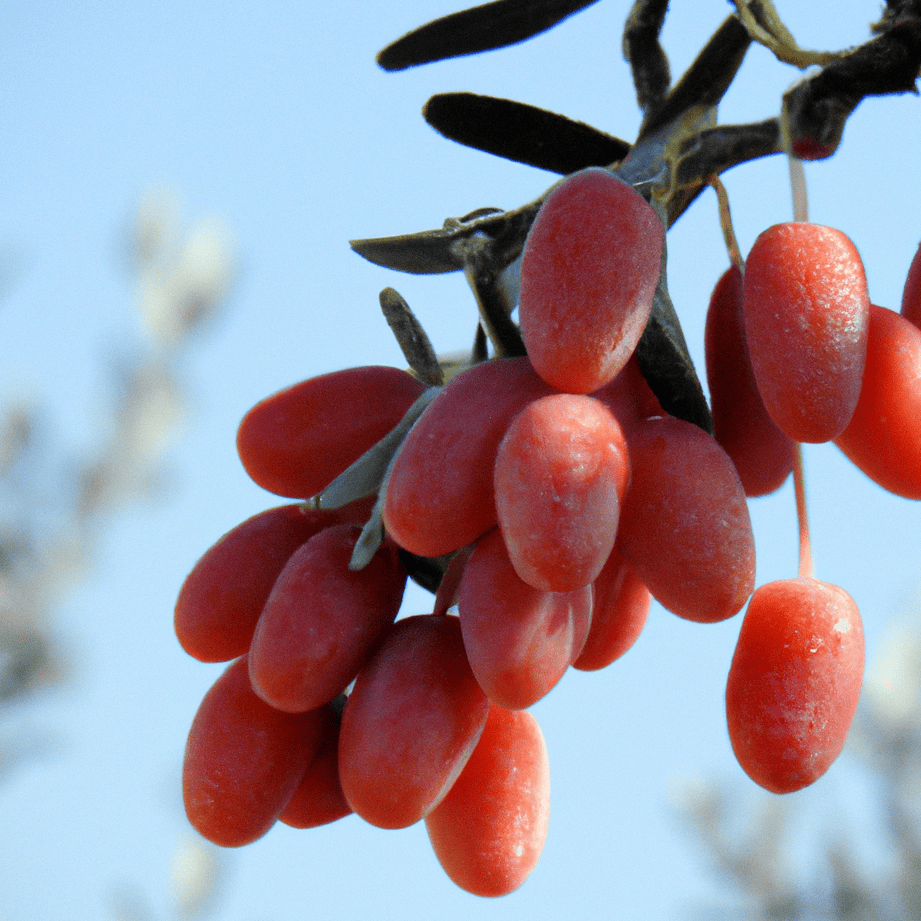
[2,1,921,918]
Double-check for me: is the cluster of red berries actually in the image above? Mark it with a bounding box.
[175,165,921,896]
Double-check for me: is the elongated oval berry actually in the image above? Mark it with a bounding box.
[248,524,406,713]
[617,415,755,623]
[573,544,650,672]
[494,392,629,592]
[182,656,326,847]
[592,354,663,433]
[834,304,921,499]
[457,528,592,709]
[742,222,870,443]
[383,357,554,557]
[279,699,352,829]
[519,167,664,394]
[425,703,550,898]
[900,241,921,329]
[704,265,795,496]
[174,500,372,663]
[338,615,489,830]
[726,578,864,794]
[237,366,427,498]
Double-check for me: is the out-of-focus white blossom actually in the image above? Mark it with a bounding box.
[134,189,235,345]
[171,833,222,918]
[863,611,921,728]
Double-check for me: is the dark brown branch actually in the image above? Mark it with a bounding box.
[783,19,921,159]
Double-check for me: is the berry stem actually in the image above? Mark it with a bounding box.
[788,154,808,223]
[710,177,744,272]
[793,442,813,579]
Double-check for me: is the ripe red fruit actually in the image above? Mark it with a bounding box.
[726,578,864,794]
[742,222,870,443]
[494,392,629,592]
[617,415,755,623]
[383,357,554,557]
[900,241,921,329]
[457,528,592,709]
[425,703,550,897]
[248,524,406,713]
[518,167,664,394]
[573,544,650,672]
[834,304,921,499]
[236,366,427,498]
[174,501,371,663]
[182,656,326,847]
[704,265,795,496]
[592,354,663,433]
[338,615,489,829]
[279,699,353,829]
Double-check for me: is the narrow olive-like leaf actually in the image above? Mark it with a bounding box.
[309,387,441,513]
[634,209,713,434]
[377,0,602,71]
[638,15,751,141]
[346,387,444,572]
[623,0,671,114]
[673,119,781,190]
[379,288,444,386]
[423,93,630,174]
[616,16,752,227]
[351,228,467,275]
[637,286,713,435]
[351,198,544,275]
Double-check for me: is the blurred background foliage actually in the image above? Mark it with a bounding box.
[0,190,232,918]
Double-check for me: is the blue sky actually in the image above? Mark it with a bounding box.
[2,1,921,918]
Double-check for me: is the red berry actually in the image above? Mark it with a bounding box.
[617,415,755,623]
[704,265,795,496]
[573,544,649,671]
[834,304,921,499]
[237,366,427,498]
[726,578,864,794]
[174,501,371,663]
[383,357,554,557]
[519,167,664,394]
[425,703,550,897]
[248,524,406,713]
[457,528,592,709]
[592,354,663,433]
[494,392,629,592]
[279,700,352,829]
[338,615,489,829]
[742,222,870,443]
[182,656,326,847]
